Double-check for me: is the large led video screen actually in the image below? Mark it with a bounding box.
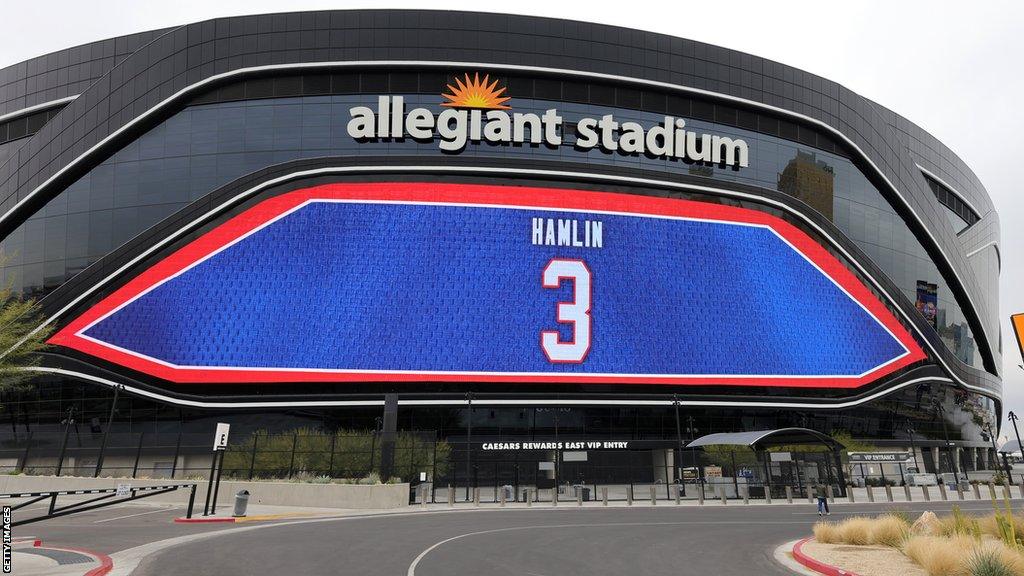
[50,182,925,387]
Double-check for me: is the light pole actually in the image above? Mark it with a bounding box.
[1009,412,1023,480]
[465,391,473,502]
[907,425,920,473]
[984,423,1010,479]
[673,395,683,494]
[935,402,958,484]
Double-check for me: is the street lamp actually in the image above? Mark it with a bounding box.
[984,423,1011,479]
[1008,412,1023,484]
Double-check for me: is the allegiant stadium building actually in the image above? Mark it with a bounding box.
[0,10,1004,490]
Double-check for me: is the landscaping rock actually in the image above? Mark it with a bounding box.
[910,511,941,536]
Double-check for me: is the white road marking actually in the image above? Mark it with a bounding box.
[93,508,177,524]
[405,521,811,576]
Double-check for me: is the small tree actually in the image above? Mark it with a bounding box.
[0,283,51,395]
[830,430,877,480]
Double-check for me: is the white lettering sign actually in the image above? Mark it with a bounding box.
[213,422,231,451]
[348,96,749,169]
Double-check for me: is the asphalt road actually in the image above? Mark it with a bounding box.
[125,500,1007,576]
[12,502,233,553]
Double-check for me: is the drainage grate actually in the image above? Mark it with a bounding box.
[17,547,93,565]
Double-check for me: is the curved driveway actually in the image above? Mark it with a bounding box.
[132,506,815,576]
[128,500,1001,575]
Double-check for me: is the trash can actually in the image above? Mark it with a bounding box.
[502,485,514,501]
[233,490,250,517]
[572,485,591,501]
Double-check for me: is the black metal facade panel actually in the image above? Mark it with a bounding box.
[0,9,1000,379]
[0,28,173,117]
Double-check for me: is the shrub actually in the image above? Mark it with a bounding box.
[813,521,842,544]
[943,506,983,541]
[904,535,975,576]
[359,472,381,485]
[838,517,874,545]
[887,507,912,525]
[968,550,1015,576]
[871,514,910,547]
[990,546,1024,576]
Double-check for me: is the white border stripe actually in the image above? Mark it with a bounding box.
[74,196,909,379]
[26,367,952,410]
[0,61,994,358]
[0,96,77,125]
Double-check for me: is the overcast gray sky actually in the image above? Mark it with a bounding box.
[2,0,1022,433]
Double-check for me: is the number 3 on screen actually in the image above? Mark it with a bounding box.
[541,259,592,363]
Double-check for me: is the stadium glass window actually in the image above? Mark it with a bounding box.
[923,173,979,233]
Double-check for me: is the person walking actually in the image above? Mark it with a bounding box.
[815,482,830,516]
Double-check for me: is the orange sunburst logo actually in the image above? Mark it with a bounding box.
[441,73,511,110]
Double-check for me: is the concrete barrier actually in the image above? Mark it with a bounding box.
[0,474,410,509]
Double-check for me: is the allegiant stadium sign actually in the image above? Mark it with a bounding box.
[346,73,750,168]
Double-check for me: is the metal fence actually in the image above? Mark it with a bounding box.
[418,443,847,504]
[0,429,444,482]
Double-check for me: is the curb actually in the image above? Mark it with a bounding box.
[791,537,862,576]
[174,517,237,523]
